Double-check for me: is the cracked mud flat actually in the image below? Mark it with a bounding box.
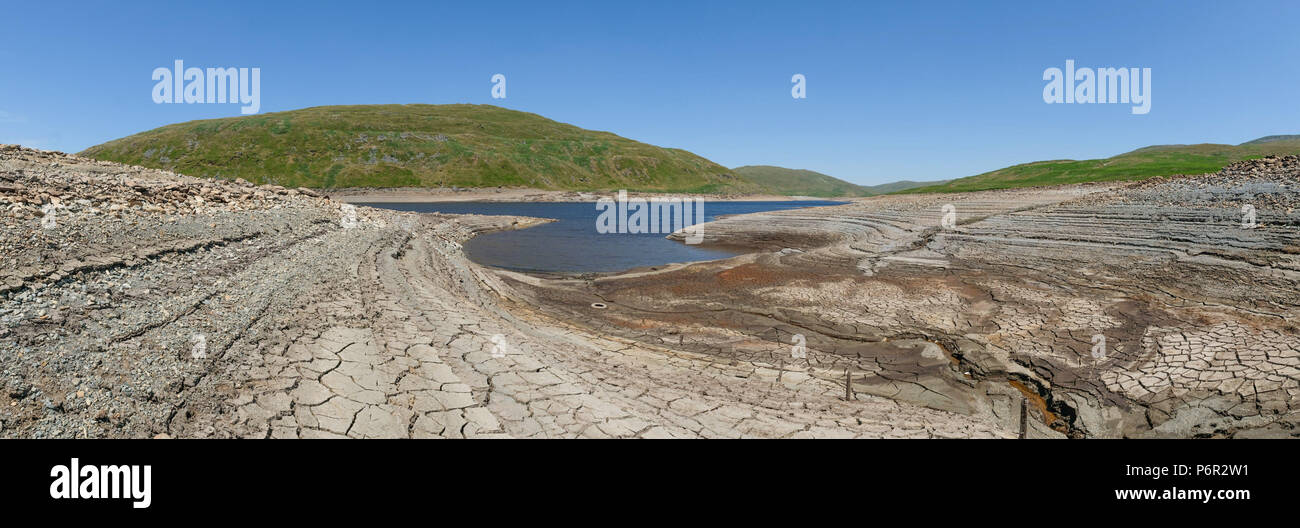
[3,145,1297,438]
[512,157,1300,438]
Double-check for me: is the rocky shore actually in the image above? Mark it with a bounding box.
[3,144,1296,438]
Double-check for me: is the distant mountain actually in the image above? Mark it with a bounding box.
[733,165,949,197]
[80,104,756,193]
[860,179,950,195]
[1241,135,1300,145]
[904,135,1300,194]
[732,165,871,197]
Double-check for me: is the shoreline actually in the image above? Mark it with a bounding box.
[352,199,839,280]
[331,186,841,203]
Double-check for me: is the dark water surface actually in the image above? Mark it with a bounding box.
[359,200,846,273]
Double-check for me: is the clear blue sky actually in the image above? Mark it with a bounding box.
[2,0,1297,185]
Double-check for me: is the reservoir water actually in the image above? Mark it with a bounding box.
[360,200,846,273]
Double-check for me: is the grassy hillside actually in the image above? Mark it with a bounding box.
[904,136,1300,194]
[80,104,755,193]
[733,165,948,197]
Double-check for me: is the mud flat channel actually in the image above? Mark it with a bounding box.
[2,144,1297,438]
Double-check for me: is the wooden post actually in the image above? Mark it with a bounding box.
[845,368,852,401]
[1018,398,1028,439]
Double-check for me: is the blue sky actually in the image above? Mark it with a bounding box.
[2,0,1297,185]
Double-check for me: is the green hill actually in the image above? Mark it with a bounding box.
[904,136,1300,194]
[860,179,951,195]
[80,104,755,193]
[732,165,870,197]
[732,165,947,197]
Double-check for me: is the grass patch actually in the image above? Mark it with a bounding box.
[902,140,1300,194]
